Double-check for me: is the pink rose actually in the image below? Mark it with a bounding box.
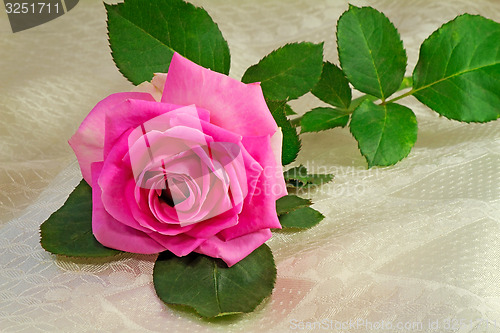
[69,53,287,266]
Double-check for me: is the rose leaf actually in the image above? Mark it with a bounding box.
[337,5,407,100]
[412,14,500,122]
[153,244,276,318]
[283,165,334,188]
[276,195,312,216]
[284,104,297,115]
[312,62,352,109]
[278,207,325,230]
[241,42,324,101]
[106,0,230,85]
[300,107,350,133]
[349,100,418,168]
[267,101,301,166]
[40,180,121,257]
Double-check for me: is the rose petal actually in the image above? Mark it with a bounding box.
[270,128,283,167]
[151,73,168,92]
[99,129,164,233]
[69,92,156,184]
[104,100,210,158]
[184,209,238,239]
[91,162,166,254]
[133,73,168,102]
[148,232,206,257]
[217,135,285,241]
[162,52,277,137]
[242,135,287,200]
[195,229,272,267]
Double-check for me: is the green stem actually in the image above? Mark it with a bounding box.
[382,88,416,105]
[290,76,415,126]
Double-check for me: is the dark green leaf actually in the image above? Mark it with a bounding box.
[241,42,324,100]
[312,62,352,109]
[153,244,276,318]
[284,104,297,116]
[300,107,350,133]
[350,100,417,167]
[276,195,312,216]
[106,0,230,85]
[412,14,500,122]
[267,101,301,165]
[337,5,407,100]
[278,207,324,229]
[40,181,120,257]
[283,165,334,188]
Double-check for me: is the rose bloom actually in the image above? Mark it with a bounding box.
[69,53,287,266]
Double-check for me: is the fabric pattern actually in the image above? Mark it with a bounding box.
[1,0,500,332]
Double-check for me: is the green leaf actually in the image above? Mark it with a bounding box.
[300,107,350,133]
[241,42,324,101]
[267,101,301,165]
[312,62,352,109]
[276,195,312,216]
[283,165,334,188]
[348,95,379,112]
[153,244,276,318]
[284,104,297,116]
[106,0,230,85]
[40,181,120,257]
[412,14,500,122]
[400,76,413,90]
[337,5,407,100]
[278,207,324,229]
[350,100,418,167]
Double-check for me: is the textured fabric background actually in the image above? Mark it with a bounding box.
[1,1,500,332]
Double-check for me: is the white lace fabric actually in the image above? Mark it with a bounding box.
[1,1,500,332]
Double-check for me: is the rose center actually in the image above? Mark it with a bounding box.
[158,177,190,207]
[159,185,175,207]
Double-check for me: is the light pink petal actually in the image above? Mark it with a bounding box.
[133,73,168,102]
[270,128,283,166]
[69,92,155,184]
[151,73,168,92]
[133,83,161,102]
[195,229,272,267]
[91,162,166,254]
[162,53,277,137]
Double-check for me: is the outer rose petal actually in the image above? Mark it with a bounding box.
[218,135,286,241]
[242,135,287,200]
[270,128,283,166]
[69,92,156,184]
[91,162,167,254]
[162,53,277,137]
[195,229,272,267]
[148,232,206,257]
[133,73,168,102]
